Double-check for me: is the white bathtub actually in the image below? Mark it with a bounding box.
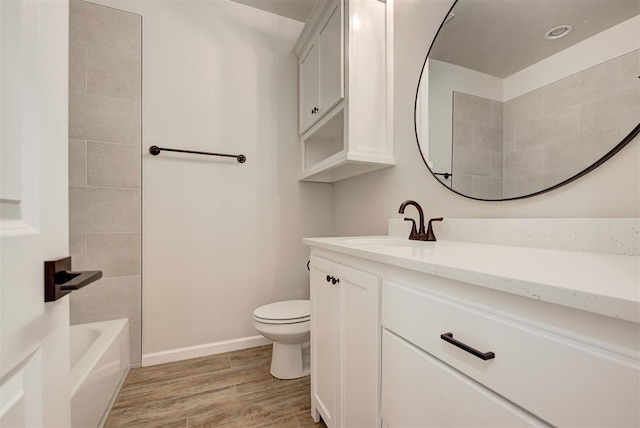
[70,319,130,428]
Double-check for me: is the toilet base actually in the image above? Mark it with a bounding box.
[270,341,310,380]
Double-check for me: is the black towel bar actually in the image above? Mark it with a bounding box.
[148,145,246,163]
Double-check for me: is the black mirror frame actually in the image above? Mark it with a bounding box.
[414,0,640,202]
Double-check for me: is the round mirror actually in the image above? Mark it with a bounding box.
[415,0,640,201]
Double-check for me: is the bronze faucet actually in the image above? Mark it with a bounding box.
[426,217,444,241]
[398,200,443,241]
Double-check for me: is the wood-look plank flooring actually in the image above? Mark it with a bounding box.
[105,345,326,428]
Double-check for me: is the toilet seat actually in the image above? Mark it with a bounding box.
[253,300,310,325]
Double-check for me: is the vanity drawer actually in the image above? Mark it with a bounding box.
[381,329,545,427]
[382,279,640,427]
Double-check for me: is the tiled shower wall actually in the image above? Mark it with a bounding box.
[502,49,639,198]
[452,92,504,199]
[451,49,639,199]
[68,0,142,365]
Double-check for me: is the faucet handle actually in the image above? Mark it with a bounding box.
[403,218,418,236]
[426,217,443,241]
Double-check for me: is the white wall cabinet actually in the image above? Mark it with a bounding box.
[295,0,394,182]
[300,41,321,133]
[300,4,343,133]
[310,256,380,428]
[306,244,640,428]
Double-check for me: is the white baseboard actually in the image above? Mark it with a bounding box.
[141,335,272,367]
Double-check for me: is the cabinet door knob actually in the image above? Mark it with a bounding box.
[311,107,319,114]
[325,275,340,285]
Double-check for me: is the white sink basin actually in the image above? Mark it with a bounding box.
[344,238,417,246]
[342,238,438,255]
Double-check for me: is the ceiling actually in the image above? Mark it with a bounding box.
[430,0,640,78]
[229,0,317,22]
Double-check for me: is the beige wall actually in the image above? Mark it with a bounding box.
[90,0,334,363]
[332,0,640,236]
[68,0,142,364]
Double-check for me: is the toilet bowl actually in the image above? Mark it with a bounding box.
[253,300,310,379]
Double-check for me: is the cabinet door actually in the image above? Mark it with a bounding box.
[381,330,546,428]
[318,2,343,115]
[300,42,320,133]
[311,261,341,427]
[342,264,380,428]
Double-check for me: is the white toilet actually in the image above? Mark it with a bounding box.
[253,300,310,380]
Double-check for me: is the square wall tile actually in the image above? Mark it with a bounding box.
[504,146,544,178]
[87,49,141,101]
[503,126,516,152]
[69,46,87,95]
[69,187,141,234]
[452,147,491,177]
[453,92,491,125]
[578,89,635,135]
[504,89,544,127]
[69,275,141,324]
[544,128,619,173]
[619,104,640,138]
[514,106,578,149]
[87,233,141,277]
[87,141,141,188]
[70,0,141,58]
[69,139,87,188]
[471,176,503,199]
[543,72,581,114]
[503,178,517,199]
[579,58,621,102]
[129,319,141,365]
[490,100,503,128]
[620,49,640,84]
[452,120,472,148]
[490,152,503,178]
[451,174,472,195]
[472,124,503,152]
[69,234,87,270]
[69,93,141,144]
[514,171,575,196]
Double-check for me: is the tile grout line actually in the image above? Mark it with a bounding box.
[71,86,141,104]
[83,139,87,188]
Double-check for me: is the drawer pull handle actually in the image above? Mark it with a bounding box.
[440,332,495,360]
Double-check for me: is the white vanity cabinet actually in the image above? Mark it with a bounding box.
[295,0,394,182]
[381,278,640,427]
[305,238,640,428]
[310,255,381,428]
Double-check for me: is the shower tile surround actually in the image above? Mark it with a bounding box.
[68,0,142,364]
[451,49,639,198]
